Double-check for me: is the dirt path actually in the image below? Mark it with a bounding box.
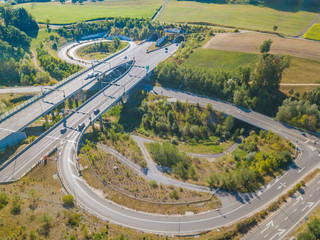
[31,50,44,72]
[203,32,320,61]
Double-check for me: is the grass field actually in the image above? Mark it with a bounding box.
[304,23,320,41]
[17,0,164,24]
[184,48,320,93]
[157,0,318,36]
[183,49,258,72]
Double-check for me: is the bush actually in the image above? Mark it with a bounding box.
[67,211,81,227]
[11,195,21,215]
[169,190,179,200]
[149,180,158,188]
[62,194,74,208]
[0,193,9,209]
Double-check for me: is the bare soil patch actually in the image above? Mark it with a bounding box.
[203,32,320,61]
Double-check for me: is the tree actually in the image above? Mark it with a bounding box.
[62,194,74,207]
[273,25,278,32]
[309,87,320,106]
[41,212,52,237]
[297,231,316,240]
[308,218,320,238]
[113,37,120,49]
[260,39,273,54]
[0,102,7,115]
[0,192,8,209]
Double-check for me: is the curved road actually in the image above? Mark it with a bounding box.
[58,84,319,235]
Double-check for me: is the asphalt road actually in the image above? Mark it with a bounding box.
[49,84,320,234]
[243,174,320,240]
[0,41,136,145]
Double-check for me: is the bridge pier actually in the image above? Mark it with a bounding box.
[99,116,103,131]
[51,111,55,120]
[0,132,27,150]
[81,90,85,102]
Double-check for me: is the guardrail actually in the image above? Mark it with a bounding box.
[0,43,131,124]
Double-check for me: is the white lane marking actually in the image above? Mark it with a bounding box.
[298,167,305,173]
[275,225,279,229]
[284,217,288,220]
[302,202,314,212]
[293,195,304,206]
[267,184,271,189]
[293,209,297,213]
[310,194,313,197]
[318,187,320,191]
[264,234,269,238]
[277,182,287,190]
[275,178,279,183]
[261,220,274,234]
[270,229,286,240]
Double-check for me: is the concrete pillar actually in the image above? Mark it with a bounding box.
[81,90,85,102]
[44,114,48,123]
[99,116,103,131]
[51,111,55,120]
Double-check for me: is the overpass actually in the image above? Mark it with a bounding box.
[0,41,136,150]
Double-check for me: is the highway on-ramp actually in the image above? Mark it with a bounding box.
[58,85,319,234]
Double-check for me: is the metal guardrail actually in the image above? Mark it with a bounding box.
[0,43,130,124]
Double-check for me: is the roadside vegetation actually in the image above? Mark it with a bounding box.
[76,38,128,60]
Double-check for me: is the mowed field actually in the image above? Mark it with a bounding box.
[17,0,164,24]
[157,0,318,36]
[203,32,320,61]
[185,39,320,93]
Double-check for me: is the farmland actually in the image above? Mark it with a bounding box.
[157,0,318,36]
[304,23,320,41]
[16,0,164,24]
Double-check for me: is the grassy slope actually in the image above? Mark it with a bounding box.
[304,23,320,41]
[18,0,164,24]
[158,0,318,36]
[183,49,258,72]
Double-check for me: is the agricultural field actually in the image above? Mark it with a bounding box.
[157,0,318,36]
[183,49,258,72]
[304,23,320,41]
[16,0,164,24]
[203,32,320,61]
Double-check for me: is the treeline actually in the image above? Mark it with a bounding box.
[149,142,196,180]
[57,17,211,41]
[207,130,293,191]
[297,218,320,240]
[154,53,289,116]
[79,37,126,55]
[139,95,239,141]
[0,5,52,86]
[36,47,81,80]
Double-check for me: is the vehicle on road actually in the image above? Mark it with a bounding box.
[301,132,306,136]
[78,123,85,130]
[93,109,100,115]
[60,128,67,134]
[85,71,94,80]
[124,56,127,59]
[165,47,168,50]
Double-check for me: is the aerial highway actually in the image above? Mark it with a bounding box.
[1,40,320,236]
[0,41,136,149]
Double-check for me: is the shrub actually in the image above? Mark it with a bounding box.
[11,195,21,215]
[149,180,158,188]
[67,211,81,227]
[169,190,179,200]
[62,194,74,208]
[0,193,9,209]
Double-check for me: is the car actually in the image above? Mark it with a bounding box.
[60,128,67,134]
[165,50,168,53]
[165,47,168,50]
[93,109,100,115]
[85,71,94,80]
[94,72,99,77]
[305,216,309,220]
[124,56,127,59]
[301,132,307,137]
[78,123,85,130]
